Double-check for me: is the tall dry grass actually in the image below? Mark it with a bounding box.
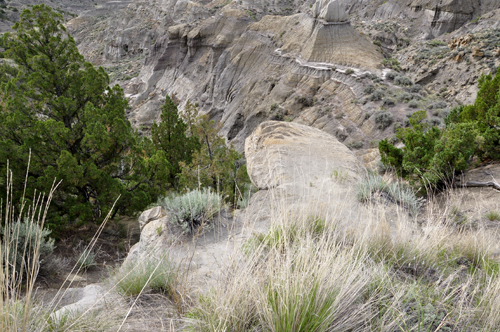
[185,181,500,332]
[0,159,121,331]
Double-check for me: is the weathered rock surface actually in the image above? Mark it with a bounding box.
[245,121,364,189]
[138,206,166,230]
[50,284,120,322]
[125,119,366,287]
[125,211,174,264]
[302,20,383,68]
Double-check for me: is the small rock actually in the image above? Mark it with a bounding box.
[472,48,484,57]
[138,206,167,230]
[448,34,474,49]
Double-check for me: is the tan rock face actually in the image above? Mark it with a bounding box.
[448,34,474,49]
[302,2,383,69]
[301,24,383,69]
[472,47,484,57]
[245,121,364,190]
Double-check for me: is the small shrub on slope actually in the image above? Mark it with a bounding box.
[374,110,394,130]
[159,188,225,234]
[1,219,54,279]
[77,248,97,271]
[356,173,422,215]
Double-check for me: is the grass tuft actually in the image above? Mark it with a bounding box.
[111,254,178,297]
[356,172,423,215]
[486,211,500,221]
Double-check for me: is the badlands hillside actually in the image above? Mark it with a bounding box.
[1,1,499,156]
[2,0,497,159]
[56,0,500,163]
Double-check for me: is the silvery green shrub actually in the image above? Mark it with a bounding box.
[159,188,225,234]
[1,220,54,277]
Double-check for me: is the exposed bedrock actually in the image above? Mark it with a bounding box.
[124,3,383,151]
[64,0,500,157]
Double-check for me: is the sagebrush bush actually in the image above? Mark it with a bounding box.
[364,84,375,94]
[439,108,451,119]
[159,188,225,234]
[399,92,413,102]
[77,248,97,271]
[409,84,422,93]
[382,58,401,71]
[1,219,54,278]
[386,71,398,80]
[424,117,443,127]
[374,110,394,130]
[394,75,413,86]
[356,173,422,215]
[369,89,385,101]
[347,140,363,149]
[428,101,447,109]
[408,100,419,108]
[382,97,396,106]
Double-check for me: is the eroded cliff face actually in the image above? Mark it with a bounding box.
[118,4,386,152]
[63,0,500,159]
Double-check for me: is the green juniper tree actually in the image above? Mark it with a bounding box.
[378,68,500,193]
[0,5,169,231]
[178,105,250,205]
[151,96,201,189]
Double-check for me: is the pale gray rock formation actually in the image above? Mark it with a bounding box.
[138,206,167,230]
[302,0,382,69]
[312,0,328,18]
[118,6,378,152]
[245,121,364,190]
[124,120,367,288]
[50,284,120,323]
[125,211,173,264]
[320,0,348,23]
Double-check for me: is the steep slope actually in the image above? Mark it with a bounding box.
[63,0,500,159]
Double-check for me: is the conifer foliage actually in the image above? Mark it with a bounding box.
[0,5,169,230]
[379,68,500,192]
[151,96,200,189]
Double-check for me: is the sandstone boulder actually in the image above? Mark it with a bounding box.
[320,0,348,23]
[50,284,120,323]
[126,211,173,264]
[245,121,364,190]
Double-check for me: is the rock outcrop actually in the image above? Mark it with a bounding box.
[138,206,167,230]
[50,284,120,323]
[125,120,366,286]
[302,0,383,68]
[245,121,364,190]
